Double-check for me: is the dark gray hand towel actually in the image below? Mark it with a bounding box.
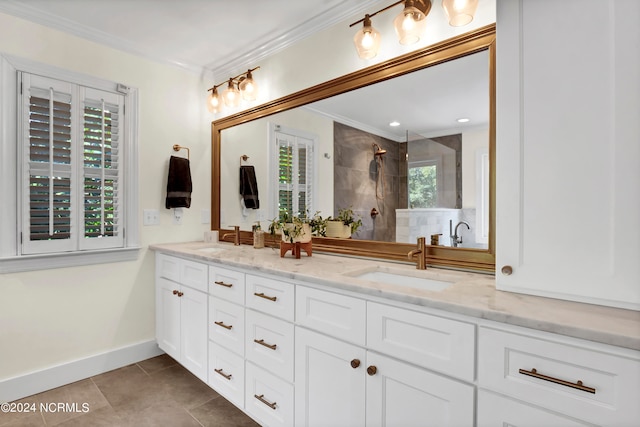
[166,156,192,209]
[240,165,259,209]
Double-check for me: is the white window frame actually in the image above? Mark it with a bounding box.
[408,157,443,208]
[0,54,139,273]
[267,122,318,221]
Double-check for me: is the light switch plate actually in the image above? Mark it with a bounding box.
[143,209,160,226]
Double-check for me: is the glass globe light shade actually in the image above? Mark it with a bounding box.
[442,0,478,27]
[206,87,222,113]
[222,79,241,107]
[239,71,258,101]
[393,3,427,45]
[353,15,381,60]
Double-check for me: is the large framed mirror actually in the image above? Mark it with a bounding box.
[212,24,495,272]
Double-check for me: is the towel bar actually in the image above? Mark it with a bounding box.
[172,144,190,160]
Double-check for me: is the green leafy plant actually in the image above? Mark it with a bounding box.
[331,207,363,235]
[268,212,309,243]
[308,211,327,237]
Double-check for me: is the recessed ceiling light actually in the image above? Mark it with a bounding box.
[457,118,470,123]
[389,121,400,127]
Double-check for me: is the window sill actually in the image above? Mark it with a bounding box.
[0,247,141,273]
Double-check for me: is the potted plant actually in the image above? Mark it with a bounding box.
[308,211,327,237]
[326,207,362,238]
[268,212,312,244]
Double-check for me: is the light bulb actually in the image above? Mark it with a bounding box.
[442,0,478,27]
[239,71,258,101]
[402,13,416,31]
[206,87,222,113]
[353,15,380,60]
[222,79,240,107]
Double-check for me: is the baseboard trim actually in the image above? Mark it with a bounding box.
[0,340,163,403]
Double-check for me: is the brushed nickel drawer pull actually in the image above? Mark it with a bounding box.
[254,292,277,302]
[214,368,232,380]
[254,394,277,410]
[254,338,277,350]
[214,280,233,288]
[518,368,596,394]
[214,321,233,330]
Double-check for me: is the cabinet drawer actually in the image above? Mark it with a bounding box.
[209,297,245,356]
[246,309,294,382]
[367,302,475,381]
[296,286,366,346]
[245,362,294,427]
[477,390,593,427]
[208,342,245,409]
[478,327,640,425]
[156,253,180,282]
[246,274,294,321]
[209,265,245,304]
[180,259,208,293]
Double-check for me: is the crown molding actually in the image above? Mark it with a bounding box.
[0,0,382,76]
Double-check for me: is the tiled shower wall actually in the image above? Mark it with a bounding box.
[333,122,406,242]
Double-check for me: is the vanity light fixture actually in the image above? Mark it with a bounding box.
[206,66,261,113]
[350,0,477,59]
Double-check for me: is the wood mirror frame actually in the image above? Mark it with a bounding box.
[212,24,495,272]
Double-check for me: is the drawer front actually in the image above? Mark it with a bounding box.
[209,265,245,304]
[208,342,245,409]
[180,258,208,292]
[209,297,245,356]
[156,253,180,282]
[477,390,593,427]
[245,362,294,427]
[246,309,294,382]
[367,302,475,381]
[246,274,294,321]
[296,286,366,346]
[478,326,640,425]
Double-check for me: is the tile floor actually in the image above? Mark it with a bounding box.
[1,354,260,427]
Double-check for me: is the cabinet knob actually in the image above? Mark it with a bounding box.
[501,265,513,276]
[172,290,178,295]
[367,365,377,376]
[177,291,184,297]
[350,359,361,369]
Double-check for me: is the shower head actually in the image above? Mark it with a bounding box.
[373,143,387,156]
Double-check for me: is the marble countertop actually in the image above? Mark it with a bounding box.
[150,241,640,351]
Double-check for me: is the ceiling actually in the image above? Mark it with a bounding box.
[0,0,380,74]
[0,0,490,139]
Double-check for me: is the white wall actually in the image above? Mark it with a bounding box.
[0,12,210,381]
[462,127,489,208]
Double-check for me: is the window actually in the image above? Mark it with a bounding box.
[0,55,139,272]
[408,159,441,208]
[268,123,316,219]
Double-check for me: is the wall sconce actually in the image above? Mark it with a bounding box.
[206,66,260,113]
[350,0,478,59]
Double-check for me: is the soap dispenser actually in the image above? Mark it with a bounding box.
[253,221,265,249]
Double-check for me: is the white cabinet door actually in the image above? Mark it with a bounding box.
[180,285,208,382]
[495,0,640,310]
[366,352,474,427]
[156,277,181,361]
[295,327,366,427]
[477,390,594,427]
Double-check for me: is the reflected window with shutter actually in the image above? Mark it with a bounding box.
[271,125,316,220]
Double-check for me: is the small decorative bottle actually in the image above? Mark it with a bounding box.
[253,222,265,249]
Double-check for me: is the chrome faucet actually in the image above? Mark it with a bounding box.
[407,237,427,270]
[222,226,241,246]
[450,220,470,248]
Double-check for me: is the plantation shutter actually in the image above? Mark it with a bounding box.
[80,87,124,250]
[21,75,75,254]
[20,74,125,254]
[275,129,314,218]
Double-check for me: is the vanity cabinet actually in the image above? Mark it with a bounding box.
[495,0,640,309]
[155,254,208,381]
[477,325,640,426]
[294,286,474,427]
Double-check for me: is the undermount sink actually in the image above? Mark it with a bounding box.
[346,267,453,291]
